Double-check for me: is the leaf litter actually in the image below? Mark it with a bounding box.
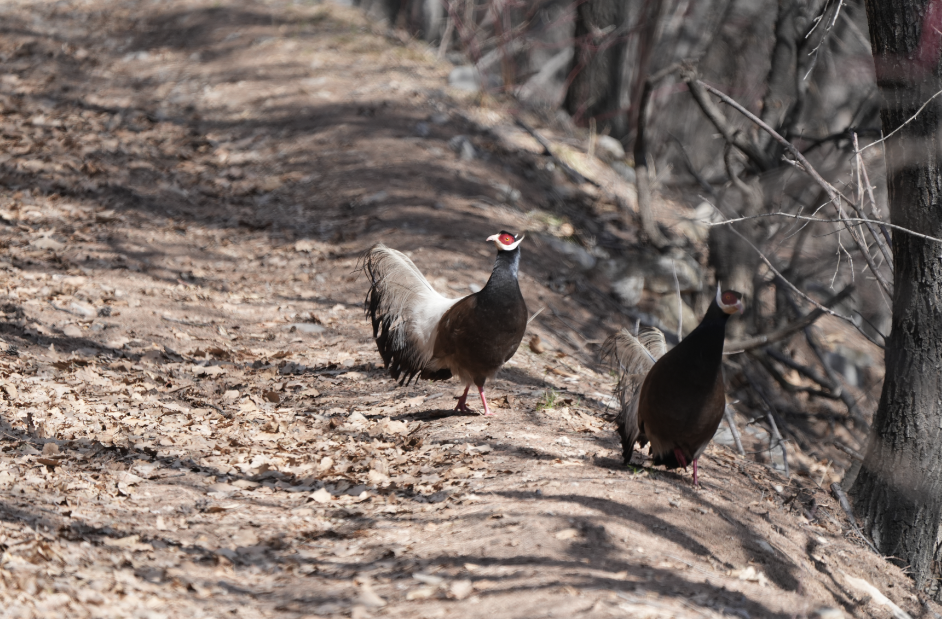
[0,0,932,618]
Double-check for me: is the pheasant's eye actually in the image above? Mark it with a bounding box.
[499,233,515,245]
[721,291,739,305]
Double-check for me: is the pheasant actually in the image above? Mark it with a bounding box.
[364,231,528,416]
[603,287,743,485]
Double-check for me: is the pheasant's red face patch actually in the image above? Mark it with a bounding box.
[499,233,515,245]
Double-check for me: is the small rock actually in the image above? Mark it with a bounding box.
[311,487,332,503]
[413,573,445,586]
[231,530,259,548]
[31,237,65,251]
[348,411,368,424]
[448,135,476,161]
[106,336,130,349]
[811,609,846,619]
[295,239,318,253]
[362,190,387,205]
[358,580,386,608]
[450,579,474,600]
[541,236,595,270]
[610,160,636,183]
[555,528,579,540]
[284,323,325,334]
[595,135,625,162]
[63,324,83,338]
[70,301,97,318]
[448,66,480,92]
[612,275,644,307]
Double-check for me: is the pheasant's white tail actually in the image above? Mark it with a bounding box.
[363,244,461,384]
[601,328,667,461]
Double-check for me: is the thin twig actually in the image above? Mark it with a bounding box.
[831,482,881,555]
[742,366,789,477]
[857,86,942,154]
[527,305,545,325]
[766,411,789,478]
[513,118,596,186]
[853,132,894,268]
[634,65,681,248]
[705,203,936,241]
[724,404,745,456]
[725,284,855,353]
[765,347,840,399]
[672,260,682,341]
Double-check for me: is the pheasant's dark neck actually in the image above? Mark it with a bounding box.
[480,248,521,300]
[677,303,731,359]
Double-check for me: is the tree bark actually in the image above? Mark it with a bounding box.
[563,0,629,135]
[851,0,942,598]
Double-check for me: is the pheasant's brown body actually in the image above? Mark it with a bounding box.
[606,290,742,484]
[364,231,527,416]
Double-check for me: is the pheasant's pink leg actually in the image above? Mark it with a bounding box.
[455,385,472,413]
[673,447,688,469]
[478,386,494,416]
[692,459,700,487]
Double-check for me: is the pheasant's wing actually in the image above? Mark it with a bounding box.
[363,244,461,383]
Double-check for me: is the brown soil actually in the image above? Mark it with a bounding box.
[0,1,932,618]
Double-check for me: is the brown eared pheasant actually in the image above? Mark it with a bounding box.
[603,288,744,485]
[364,231,528,416]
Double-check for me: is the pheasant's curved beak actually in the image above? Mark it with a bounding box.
[723,299,745,315]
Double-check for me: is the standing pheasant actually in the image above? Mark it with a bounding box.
[364,231,528,416]
[603,287,743,485]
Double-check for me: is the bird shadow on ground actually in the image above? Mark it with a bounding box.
[391,407,481,422]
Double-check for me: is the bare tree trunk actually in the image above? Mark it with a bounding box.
[851,0,942,599]
[563,0,629,135]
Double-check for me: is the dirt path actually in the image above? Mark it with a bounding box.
[0,1,933,617]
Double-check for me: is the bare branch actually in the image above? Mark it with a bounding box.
[684,75,772,171]
[853,132,894,267]
[724,405,745,456]
[857,86,942,154]
[725,284,855,353]
[690,79,894,297]
[705,211,942,244]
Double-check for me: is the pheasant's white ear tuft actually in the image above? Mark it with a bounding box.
[486,232,524,251]
[715,284,722,307]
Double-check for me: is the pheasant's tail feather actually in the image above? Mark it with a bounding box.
[637,327,667,360]
[362,244,460,384]
[602,328,665,464]
[600,329,660,377]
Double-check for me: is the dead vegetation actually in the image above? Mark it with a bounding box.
[0,0,933,617]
